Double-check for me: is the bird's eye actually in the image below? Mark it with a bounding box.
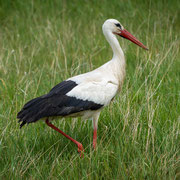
[115,23,121,29]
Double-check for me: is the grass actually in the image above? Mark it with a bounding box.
[0,0,179,179]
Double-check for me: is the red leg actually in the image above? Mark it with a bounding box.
[93,128,97,150]
[45,119,84,157]
[92,112,100,150]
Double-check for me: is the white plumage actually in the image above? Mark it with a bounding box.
[68,73,119,105]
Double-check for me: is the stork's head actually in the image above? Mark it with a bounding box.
[102,19,148,50]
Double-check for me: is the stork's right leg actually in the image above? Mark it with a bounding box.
[45,119,84,157]
[92,111,101,150]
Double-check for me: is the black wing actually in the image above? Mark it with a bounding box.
[17,80,103,128]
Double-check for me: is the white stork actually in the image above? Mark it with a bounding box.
[17,19,148,157]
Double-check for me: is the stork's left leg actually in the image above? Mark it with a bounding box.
[92,111,101,150]
[45,119,84,157]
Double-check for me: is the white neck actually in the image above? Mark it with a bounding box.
[103,30,125,60]
[103,29,126,88]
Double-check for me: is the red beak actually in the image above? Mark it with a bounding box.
[117,29,148,50]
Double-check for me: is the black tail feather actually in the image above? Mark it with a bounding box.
[20,121,27,128]
[17,97,47,128]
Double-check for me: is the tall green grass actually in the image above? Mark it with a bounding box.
[0,0,179,179]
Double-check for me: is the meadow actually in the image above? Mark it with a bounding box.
[0,0,179,179]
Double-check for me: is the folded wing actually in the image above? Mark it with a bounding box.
[18,79,117,128]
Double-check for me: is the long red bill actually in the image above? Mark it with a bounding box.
[118,29,148,50]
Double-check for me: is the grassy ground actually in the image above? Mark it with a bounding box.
[0,0,179,179]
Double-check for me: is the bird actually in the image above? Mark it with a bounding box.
[17,19,148,157]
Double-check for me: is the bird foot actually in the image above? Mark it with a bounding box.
[77,142,84,158]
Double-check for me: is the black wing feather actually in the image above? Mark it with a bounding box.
[17,80,103,128]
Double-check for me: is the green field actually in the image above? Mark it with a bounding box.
[0,0,179,179]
